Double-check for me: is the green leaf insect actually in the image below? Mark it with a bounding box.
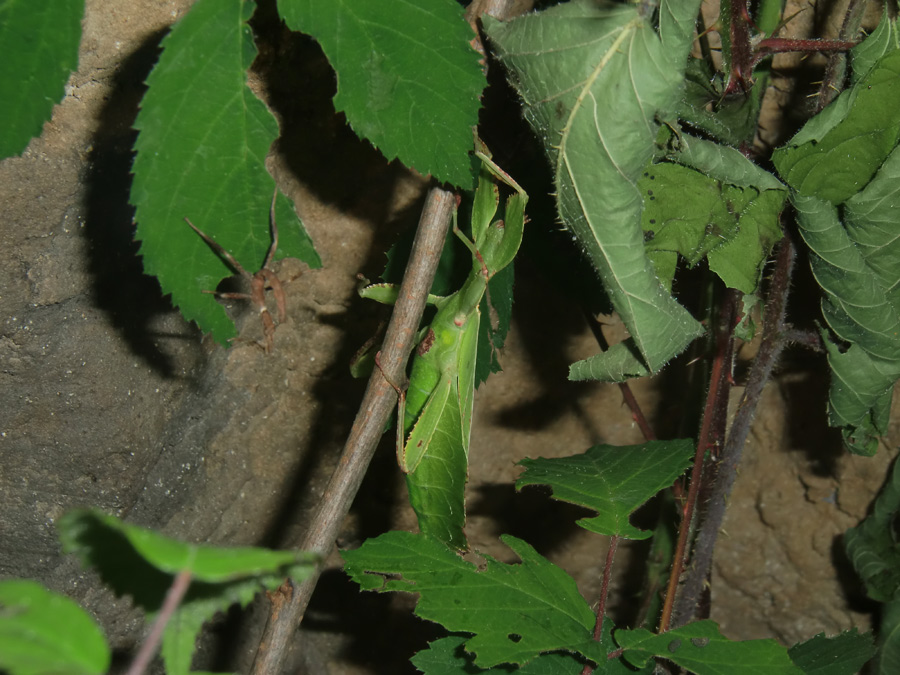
[361,144,527,549]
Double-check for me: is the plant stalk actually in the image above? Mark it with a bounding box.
[126,569,193,675]
[671,235,795,627]
[250,188,457,674]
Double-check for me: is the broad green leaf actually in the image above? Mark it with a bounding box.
[636,159,784,294]
[278,0,484,187]
[342,531,607,668]
[0,0,84,159]
[844,458,900,602]
[772,49,900,205]
[676,59,760,147]
[516,440,694,540]
[616,620,803,675]
[485,0,705,379]
[59,509,317,675]
[0,579,110,675]
[131,0,319,345]
[850,11,898,85]
[877,600,900,675]
[792,183,900,454]
[568,339,654,382]
[787,629,875,675]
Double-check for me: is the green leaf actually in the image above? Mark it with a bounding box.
[58,509,317,675]
[515,440,694,540]
[278,0,485,187]
[877,600,900,675]
[791,187,900,454]
[342,531,607,668]
[0,579,110,675]
[59,509,316,582]
[850,11,898,85]
[485,0,705,378]
[844,459,900,602]
[616,620,804,675]
[412,635,590,674]
[772,49,900,204]
[0,0,84,159]
[131,0,319,345]
[787,629,875,675]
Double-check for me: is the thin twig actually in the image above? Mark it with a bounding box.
[126,569,193,675]
[250,188,457,674]
[671,236,795,627]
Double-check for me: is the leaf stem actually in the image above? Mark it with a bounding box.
[126,569,193,675]
[671,234,795,627]
[581,535,619,675]
[250,188,457,674]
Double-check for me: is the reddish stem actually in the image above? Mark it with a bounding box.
[581,536,620,675]
[657,290,737,633]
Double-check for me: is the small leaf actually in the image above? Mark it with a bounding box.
[516,440,694,540]
[0,0,84,159]
[279,0,485,187]
[876,600,900,675]
[617,620,804,675]
[412,635,591,674]
[772,49,900,204]
[787,629,875,675]
[844,459,900,603]
[342,531,607,668]
[850,11,898,85]
[59,509,316,583]
[0,579,110,675]
[131,0,319,345]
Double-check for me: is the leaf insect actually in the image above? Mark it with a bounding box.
[360,141,528,549]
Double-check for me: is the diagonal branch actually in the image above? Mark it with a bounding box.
[250,187,457,674]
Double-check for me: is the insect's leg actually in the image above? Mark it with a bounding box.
[374,351,411,472]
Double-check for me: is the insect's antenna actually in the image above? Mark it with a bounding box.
[263,187,279,269]
[185,217,249,278]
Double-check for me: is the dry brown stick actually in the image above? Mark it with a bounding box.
[250,187,457,674]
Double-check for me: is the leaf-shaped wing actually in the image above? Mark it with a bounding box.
[131,0,319,344]
[485,0,704,378]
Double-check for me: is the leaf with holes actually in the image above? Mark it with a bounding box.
[131,0,319,345]
[617,620,804,675]
[342,531,608,668]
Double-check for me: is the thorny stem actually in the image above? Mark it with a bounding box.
[671,236,795,627]
[126,569,193,675]
[658,286,738,633]
[250,188,456,674]
[581,536,620,675]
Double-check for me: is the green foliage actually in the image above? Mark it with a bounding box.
[131,0,319,345]
[343,531,608,668]
[787,629,876,675]
[516,440,694,540]
[616,620,803,674]
[59,509,317,675]
[278,0,485,188]
[0,0,84,159]
[485,0,705,379]
[0,579,110,675]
